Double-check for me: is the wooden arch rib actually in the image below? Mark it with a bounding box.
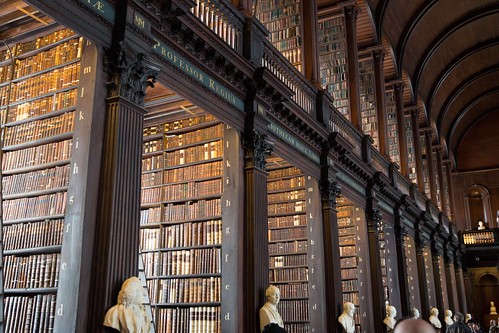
[437,65,499,135]
[447,88,499,150]
[413,5,499,98]
[396,0,439,76]
[375,0,390,42]
[426,38,499,118]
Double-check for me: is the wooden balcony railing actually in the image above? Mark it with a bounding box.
[462,228,498,246]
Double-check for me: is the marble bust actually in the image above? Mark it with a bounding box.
[429,307,442,330]
[411,307,420,319]
[383,305,397,331]
[259,285,285,332]
[103,276,151,333]
[491,301,497,315]
[444,310,454,326]
[338,302,356,333]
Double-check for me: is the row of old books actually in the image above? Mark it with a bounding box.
[3,192,67,221]
[270,254,307,268]
[272,282,308,298]
[164,123,223,148]
[2,165,70,195]
[8,63,79,103]
[269,240,307,255]
[268,214,307,228]
[269,225,307,241]
[269,266,308,282]
[141,248,221,276]
[4,219,64,250]
[268,177,305,191]
[4,294,57,333]
[3,111,74,147]
[15,28,76,56]
[4,253,61,289]
[13,38,81,79]
[164,140,223,165]
[157,277,221,304]
[277,299,309,322]
[268,201,305,214]
[2,139,72,171]
[155,306,220,333]
[268,189,305,202]
[5,88,77,123]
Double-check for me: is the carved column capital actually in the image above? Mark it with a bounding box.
[322,180,342,208]
[373,48,385,62]
[368,207,383,232]
[242,129,274,170]
[344,5,359,20]
[104,42,160,106]
[393,82,404,93]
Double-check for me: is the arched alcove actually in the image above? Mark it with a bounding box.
[464,184,493,229]
[476,273,499,329]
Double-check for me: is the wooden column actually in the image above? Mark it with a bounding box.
[88,42,159,332]
[394,212,411,316]
[344,5,361,129]
[242,109,273,333]
[415,226,430,317]
[394,83,408,176]
[53,40,108,333]
[455,250,468,314]
[320,174,343,332]
[435,147,447,213]
[424,129,437,204]
[444,245,459,313]
[373,49,388,156]
[366,197,385,333]
[444,160,455,221]
[383,221,402,314]
[302,0,319,84]
[431,244,446,323]
[409,107,424,192]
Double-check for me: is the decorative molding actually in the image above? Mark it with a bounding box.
[323,180,342,208]
[104,41,160,105]
[242,129,274,170]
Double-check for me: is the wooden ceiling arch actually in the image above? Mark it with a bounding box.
[426,38,499,118]
[438,65,499,136]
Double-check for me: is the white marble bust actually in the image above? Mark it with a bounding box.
[103,276,151,333]
[444,310,454,326]
[338,302,356,333]
[429,307,442,329]
[411,307,420,319]
[383,305,397,331]
[259,285,284,332]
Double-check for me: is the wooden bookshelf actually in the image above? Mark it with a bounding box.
[318,14,349,119]
[140,112,225,332]
[404,114,417,183]
[337,198,361,333]
[359,58,378,148]
[0,27,82,332]
[255,0,304,72]
[385,90,399,164]
[267,160,310,333]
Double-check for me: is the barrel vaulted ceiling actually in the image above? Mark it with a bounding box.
[344,0,499,171]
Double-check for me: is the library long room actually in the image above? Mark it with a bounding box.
[1,0,498,333]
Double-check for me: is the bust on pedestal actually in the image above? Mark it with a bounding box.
[411,308,420,319]
[103,276,151,333]
[429,307,442,331]
[338,302,356,333]
[444,310,454,326]
[260,285,286,333]
[383,305,397,332]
